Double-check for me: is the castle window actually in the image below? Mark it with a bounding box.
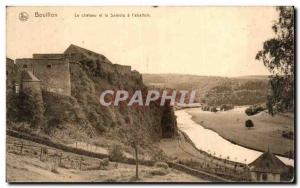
[47,64,52,69]
[15,84,19,94]
[23,64,27,68]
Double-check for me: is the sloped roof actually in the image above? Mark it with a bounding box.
[21,70,40,82]
[249,150,289,174]
[6,58,14,64]
[6,58,15,69]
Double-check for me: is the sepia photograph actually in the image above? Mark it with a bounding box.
[6,6,295,183]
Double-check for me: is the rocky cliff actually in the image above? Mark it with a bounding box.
[7,46,177,145]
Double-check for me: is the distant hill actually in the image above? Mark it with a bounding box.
[235,75,270,80]
[142,74,270,106]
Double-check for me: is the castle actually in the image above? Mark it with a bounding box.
[12,44,136,96]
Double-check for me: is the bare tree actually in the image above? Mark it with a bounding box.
[124,112,146,180]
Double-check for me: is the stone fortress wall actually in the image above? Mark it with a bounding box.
[15,44,142,96]
[16,58,71,96]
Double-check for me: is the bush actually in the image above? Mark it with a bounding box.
[7,93,19,122]
[51,168,59,174]
[202,105,217,112]
[245,105,265,116]
[210,106,218,112]
[161,104,177,138]
[99,158,110,170]
[220,104,234,111]
[201,105,210,111]
[282,131,294,140]
[245,119,254,129]
[151,150,167,162]
[149,168,169,176]
[109,145,125,162]
[17,90,45,129]
[154,162,169,170]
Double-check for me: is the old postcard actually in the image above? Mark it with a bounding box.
[6,6,294,183]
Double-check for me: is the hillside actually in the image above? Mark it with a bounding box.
[7,46,177,154]
[143,74,269,105]
[6,136,205,182]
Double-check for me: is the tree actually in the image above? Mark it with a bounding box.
[160,101,177,138]
[245,105,265,116]
[256,7,294,115]
[123,112,146,180]
[7,92,19,122]
[17,90,45,129]
[245,119,254,129]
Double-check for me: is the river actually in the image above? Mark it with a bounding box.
[175,109,294,167]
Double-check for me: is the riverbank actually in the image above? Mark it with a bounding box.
[175,109,294,167]
[158,131,249,181]
[185,107,294,157]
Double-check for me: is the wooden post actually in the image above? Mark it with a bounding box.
[59,153,62,166]
[134,144,139,179]
[19,142,23,154]
[40,147,43,160]
[79,157,83,170]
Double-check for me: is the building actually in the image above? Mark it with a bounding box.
[16,57,71,96]
[248,149,289,182]
[15,44,137,96]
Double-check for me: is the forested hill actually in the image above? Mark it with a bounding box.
[143,74,270,106]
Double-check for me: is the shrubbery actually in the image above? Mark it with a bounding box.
[151,150,168,162]
[154,162,169,170]
[245,105,265,116]
[282,131,294,140]
[201,105,218,112]
[245,119,254,129]
[220,104,234,111]
[204,80,269,106]
[109,145,125,162]
[17,90,45,129]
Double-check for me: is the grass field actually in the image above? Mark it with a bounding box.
[186,107,294,157]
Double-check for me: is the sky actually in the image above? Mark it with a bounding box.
[6,6,278,77]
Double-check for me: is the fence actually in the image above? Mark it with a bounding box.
[7,129,234,181]
[7,140,88,170]
[178,130,251,181]
[168,162,231,182]
[6,129,154,167]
